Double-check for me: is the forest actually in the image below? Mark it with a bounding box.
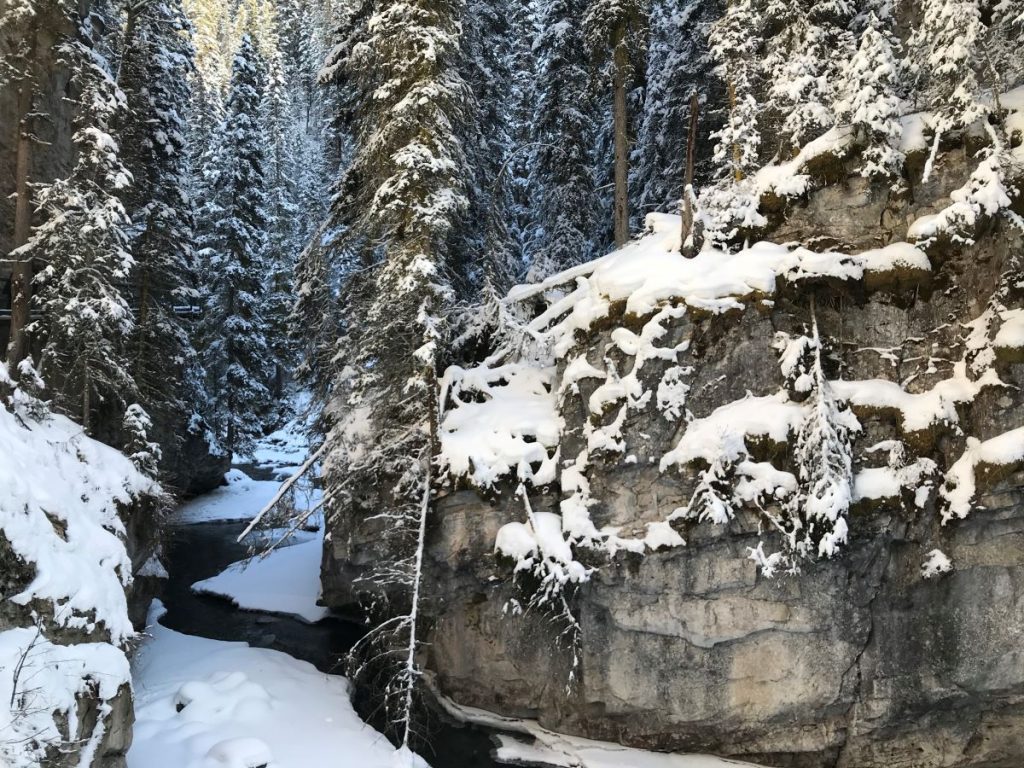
[1,0,1024,766]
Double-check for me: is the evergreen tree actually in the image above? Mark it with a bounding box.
[456,0,521,292]
[988,0,1024,95]
[118,0,208,472]
[199,34,274,455]
[762,0,853,155]
[263,50,301,399]
[632,0,720,220]
[583,0,648,245]
[25,24,136,434]
[527,0,600,279]
[837,8,903,179]
[321,0,475,746]
[911,0,985,135]
[707,0,761,181]
[783,312,856,562]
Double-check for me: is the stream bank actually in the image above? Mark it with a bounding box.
[155,517,503,768]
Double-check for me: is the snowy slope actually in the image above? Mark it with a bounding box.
[0,397,158,767]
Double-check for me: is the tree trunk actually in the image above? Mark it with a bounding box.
[727,80,744,182]
[7,80,35,371]
[681,91,701,258]
[82,368,91,434]
[612,36,630,247]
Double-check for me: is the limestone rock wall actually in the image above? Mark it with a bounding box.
[323,142,1024,765]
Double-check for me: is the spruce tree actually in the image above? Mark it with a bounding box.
[263,50,301,399]
[784,312,856,562]
[321,0,474,746]
[989,0,1024,95]
[118,0,208,471]
[199,34,273,455]
[912,0,985,135]
[25,25,136,434]
[708,0,762,181]
[632,0,720,219]
[837,8,903,179]
[762,0,852,154]
[527,0,600,279]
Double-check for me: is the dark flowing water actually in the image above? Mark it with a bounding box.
[160,519,505,768]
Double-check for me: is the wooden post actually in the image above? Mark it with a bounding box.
[681,91,701,257]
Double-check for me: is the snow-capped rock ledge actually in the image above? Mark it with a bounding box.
[0,393,159,768]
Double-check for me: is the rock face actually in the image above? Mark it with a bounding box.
[323,143,1024,767]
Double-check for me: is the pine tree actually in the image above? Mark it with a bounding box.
[708,0,762,181]
[911,0,985,135]
[321,0,475,749]
[632,0,720,221]
[583,0,648,245]
[837,9,903,179]
[118,0,208,472]
[199,34,274,455]
[527,0,600,279]
[784,311,856,562]
[25,25,136,434]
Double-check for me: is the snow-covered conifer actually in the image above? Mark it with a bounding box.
[708,0,762,180]
[632,0,719,219]
[783,312,857,562]
[198,34,274,455]
[118,0,208,468]
[911,0,985,137]
[25,28,136,434]
[527,0,601,279]
[320,0,475,748]
[837,10,903,179]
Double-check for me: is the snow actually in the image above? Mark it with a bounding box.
[831,363,1003,434]
[0,628,131,768]
[661,392,804,469]
[941,428,1024,522]
[440,363,562,488]
[0,399,157,767]
[139,554,171,579]
[921,549,953,579]
[192,530,329,623]
[173,467,319,524]
[993,308,1024,351]
[0,404,156,642]
[430,686,760,768]
[129,603,402,768]
[500,214,930,363]
[234,397,314,477]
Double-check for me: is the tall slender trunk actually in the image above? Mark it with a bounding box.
[727,80,744,182]
[7,77,36,371]
[681,91,700,257]
[82,368,91,434]
[612,35,629,247]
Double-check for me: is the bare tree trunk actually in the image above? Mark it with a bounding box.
[681,91,701,257]
[612,37,630,247]
[727,80,744,182]
[82,368,91,434]
[7,81,35,371]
